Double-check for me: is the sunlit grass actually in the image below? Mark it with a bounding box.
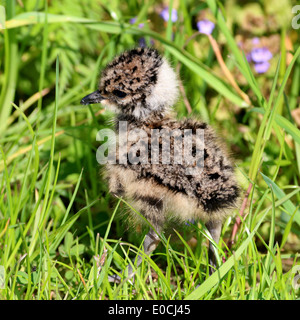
[0,0,299,300]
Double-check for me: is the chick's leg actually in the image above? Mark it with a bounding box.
[108,228,160,283]
[205,220,222,274]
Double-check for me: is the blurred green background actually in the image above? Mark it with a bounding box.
[0,0,299,300]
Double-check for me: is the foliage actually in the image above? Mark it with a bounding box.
[0,0,299,300]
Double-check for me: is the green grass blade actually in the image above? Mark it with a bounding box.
[6,12,245,107]
[185,208,269,300]
[0,2,18,133]
[36,0,49,128]
[250,107,300,146]
[261,173,300,226]
[264,47,300,140]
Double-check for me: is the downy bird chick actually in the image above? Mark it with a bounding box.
[81,47,239,282]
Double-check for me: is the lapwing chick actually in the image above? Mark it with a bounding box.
[81,47,239,282]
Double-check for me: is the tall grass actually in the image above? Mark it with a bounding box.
[0,0,299,300]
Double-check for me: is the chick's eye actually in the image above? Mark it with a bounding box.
[113,89,127,98]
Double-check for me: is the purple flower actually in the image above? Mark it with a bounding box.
[252,37,260,45]
[129,17,144,28]
[185,219,195,226]
[129,17,136,24]
[254,61,270,74]
[250,48,273,63]
[246,53,252,62]
[197,20,215,35]
[138,37,146,47]
[160,7,178,22]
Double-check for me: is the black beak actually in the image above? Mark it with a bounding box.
[80,90,105,105]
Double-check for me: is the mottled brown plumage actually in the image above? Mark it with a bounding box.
[81,47,239,282]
